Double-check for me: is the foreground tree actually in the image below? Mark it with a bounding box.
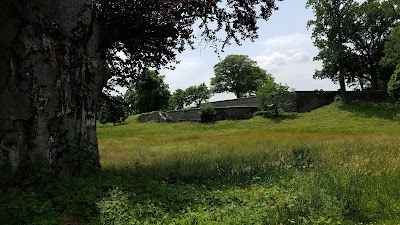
[0,0,108,177]
[125,70,171,114]
[211,54,273,98]
[0,0,281,178]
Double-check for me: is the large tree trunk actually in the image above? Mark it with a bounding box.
[0,0,108,178]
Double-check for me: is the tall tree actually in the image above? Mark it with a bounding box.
[124,70,171,114]
[0,0,107,177]
[0,0,280,177]
[382,25,400,99]
[348,0,400,90]
[381,25,400,69]
[307,0,356,103]
[211,54,273,98]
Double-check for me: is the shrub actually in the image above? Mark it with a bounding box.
[388,66,400,100]
[334,95,342,103]
[200,102,216,123]
[257,83,294,116]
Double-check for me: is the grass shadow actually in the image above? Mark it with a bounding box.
[0,165,289,225]
[338,101,397,120]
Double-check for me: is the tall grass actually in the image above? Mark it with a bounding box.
[96,102,400,224]
[1,102,399,224]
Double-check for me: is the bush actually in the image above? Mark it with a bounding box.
[200,102,216,123]
[334,95,342,103]
[388,66,400,100]
[257,83,294,116]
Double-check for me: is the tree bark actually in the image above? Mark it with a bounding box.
[370,65,379,90]
[338,66,347,103]
[0,0,108,178]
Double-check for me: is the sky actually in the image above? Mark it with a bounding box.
[116,0,344,101]
[157,0,342,101]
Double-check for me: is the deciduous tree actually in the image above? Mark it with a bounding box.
[211,54,273,98]
[170,89,186,110]
[387,66,400,100]
[307,0,357,103]
[347,0,399,90]
[307,0,399,93]
[124,70,171,114]
[0,0,281,177]
[184,83,212,107]
[382,25,400,68]
[257,79,293,116]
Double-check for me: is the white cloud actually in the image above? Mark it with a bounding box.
[255,51,311,73]
[161,56,213,92]
[252,32,339,91]
[260,32,312,51]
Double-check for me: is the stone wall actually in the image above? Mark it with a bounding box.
[139,90,393,123]
[295,90,393,112]
[139,109,201,123]
[139,107,257,123]
[295,91,337,112]
[213,107,258,122]
[208,91,393,113]
[210,97,257,107]
[346,90,394,102]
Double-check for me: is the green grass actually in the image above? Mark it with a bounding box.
[1,101,400,224]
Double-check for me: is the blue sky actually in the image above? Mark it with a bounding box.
[159,0,341,101]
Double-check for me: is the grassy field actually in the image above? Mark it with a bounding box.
[1,101,400,224]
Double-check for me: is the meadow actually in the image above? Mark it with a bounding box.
[1,101,400,224]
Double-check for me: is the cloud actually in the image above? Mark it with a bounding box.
[252,33,339,91]
[161,56,213,92]
[255,51,311,73]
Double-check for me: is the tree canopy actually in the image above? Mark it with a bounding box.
[307,0,400,98]
[170,89,186,110]
[257,81,293,117]
[211,54,273,98]
[382,25,400,68]
[124,70,171,114]
[184,83,212,107]
[95,0,282,91]
[307,0,357,102]
[347,0,399,90]
[387,66,400,101]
